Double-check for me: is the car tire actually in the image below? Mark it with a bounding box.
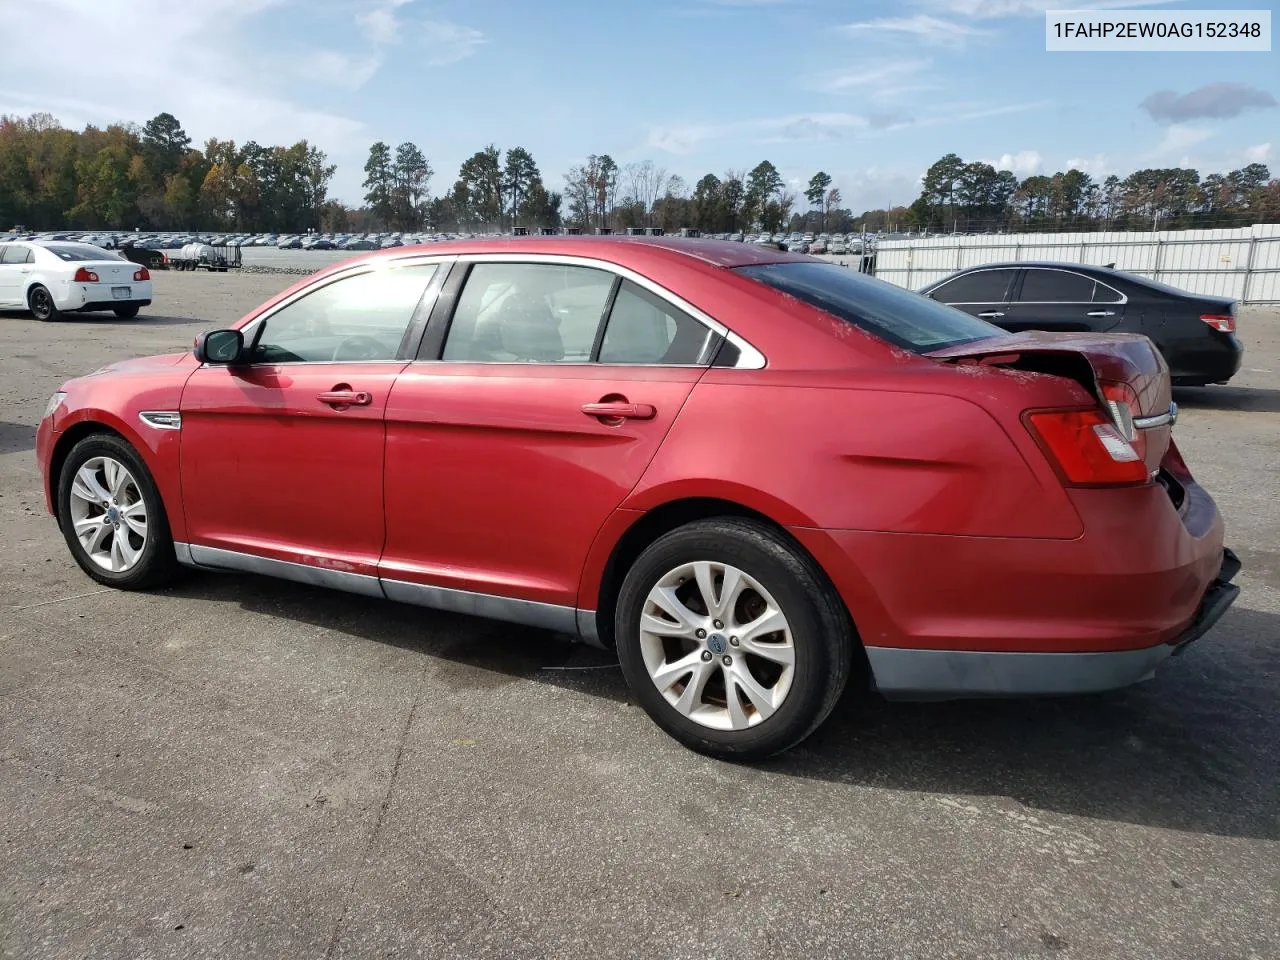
[28,285,60,322]
[113,306,140,319]
[57,433,181,590]
[615,517,855,760]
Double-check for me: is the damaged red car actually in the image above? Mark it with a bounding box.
[35,238,1240,758]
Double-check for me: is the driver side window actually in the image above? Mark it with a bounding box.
[248,264,437,363]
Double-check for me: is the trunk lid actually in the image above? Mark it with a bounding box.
[85,260,136,283]
[928,331,1174,475]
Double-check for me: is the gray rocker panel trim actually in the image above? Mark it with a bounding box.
[175,542,586,637]
[865,643,1176,700]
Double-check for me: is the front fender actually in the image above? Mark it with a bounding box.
[47,405,187,542]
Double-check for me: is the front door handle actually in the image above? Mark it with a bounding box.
[582,401,657,421]
[977,311,1005,319]
[1086,310,1116,317]
[318,389,372,408]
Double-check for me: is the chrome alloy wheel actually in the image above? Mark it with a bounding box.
[639,561,796,731]
[68,456,148,572]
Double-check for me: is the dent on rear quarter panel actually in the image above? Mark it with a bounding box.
[626,377,1083,540]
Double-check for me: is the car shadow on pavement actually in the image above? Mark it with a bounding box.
[163,572,1280,842]
[0,310,200,327]
[1173,384,1280,414]
[0,421,36,454]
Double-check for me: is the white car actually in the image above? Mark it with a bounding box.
[0,241,152,321]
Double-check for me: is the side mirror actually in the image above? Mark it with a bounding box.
[194,329,244,364]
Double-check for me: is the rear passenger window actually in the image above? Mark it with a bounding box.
[929,269,1015,303]
[1093,282,1124,303]
[442,262,614,362]
[0,245,31,265]
[1019,269,1095,303]
[598,280,714,365]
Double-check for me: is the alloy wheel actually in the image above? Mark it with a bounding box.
[30,288,52,320]
[639,560,795,731]
[67,456,148,572]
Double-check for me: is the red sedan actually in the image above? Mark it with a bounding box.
[35,238,1240,759]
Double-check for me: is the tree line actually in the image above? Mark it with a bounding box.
[0,112,335,233]
[2,111,1277,235]
[902,153,1279,234]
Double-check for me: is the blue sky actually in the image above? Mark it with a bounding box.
[1,0,1275,211]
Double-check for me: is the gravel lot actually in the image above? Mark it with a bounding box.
[2,270,1278,960]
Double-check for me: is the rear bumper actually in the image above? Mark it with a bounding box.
[865,548,1240,699]
[76,299,151,312]
[789,473,1234,698]
[1168,333,1243,385]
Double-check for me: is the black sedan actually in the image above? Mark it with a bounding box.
[920,262,1243,386]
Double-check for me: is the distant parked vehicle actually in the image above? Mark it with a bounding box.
[0,240,151,320]
[170,241,242,273]
[277,236,302,250]
[920,262,1244,386]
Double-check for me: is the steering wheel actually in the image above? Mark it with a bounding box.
[331,336,386,362]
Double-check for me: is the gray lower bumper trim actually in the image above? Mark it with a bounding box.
[866,644,1176,700]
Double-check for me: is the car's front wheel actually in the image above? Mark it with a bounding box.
[615,518,855,760]
[28,285,60,322]
[57,434,181,589]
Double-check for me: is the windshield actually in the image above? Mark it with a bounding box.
[40,243,122,261]
[737,261,1006,352]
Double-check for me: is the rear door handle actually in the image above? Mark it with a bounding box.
[318,390,372,407]
[582,401,657,421]
[977,311,1004,318]
[1086,310,1116,317]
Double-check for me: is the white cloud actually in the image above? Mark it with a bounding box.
[1155,124,1213,156]
[1244,143,1273,164]
[422,20,487,66]
[828,166,928,212]
[0,0,375,199]
[843,14,991,46]
[994,150,1043,176]
[650,100,1048,155]
[815,60,932,93]
[650,113,871,154]
[1065,153,1111,176]
[356,0,414,45]
[291,49,383,90]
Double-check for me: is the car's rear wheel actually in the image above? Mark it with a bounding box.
[57,434,181,590]
[28,285,59,322]
[615,518,854,760]
[113,305,140,319]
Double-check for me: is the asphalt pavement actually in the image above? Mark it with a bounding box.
[2,271,1278,959]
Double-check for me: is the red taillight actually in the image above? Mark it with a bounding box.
[1200,313,1235,333]
[1026,408,1149,486]
[134,267,150,281]
[73,267,99,283]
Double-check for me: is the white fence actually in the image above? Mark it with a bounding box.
[871,224,1280,303]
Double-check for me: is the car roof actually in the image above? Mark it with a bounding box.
[945,261,1130,276]
[347,236,809,271]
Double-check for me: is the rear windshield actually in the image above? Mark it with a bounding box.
[737,261,1005,352]
[40,243,122,261]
